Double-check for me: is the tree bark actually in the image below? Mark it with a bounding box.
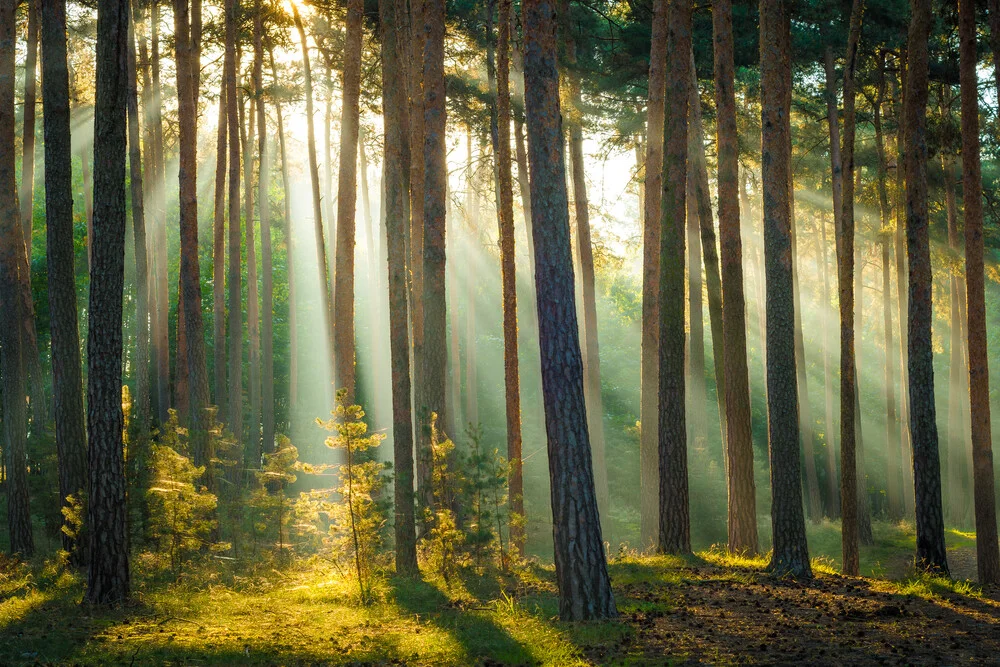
[959,0,1000,585]
[19,0,38,248]
[226,0,242,444]
[761,0,810,578]
[714,0,757,553]
[640,0,667,548]
[41,0,89,563]
[522,0,616,619]
[246,62,261,462]
[657,0,692,556]
[150,0,169,424]
[255,3,274,455]
[213,78,227,417]
[86,0,131,604]
[380,0,418,575]
[904,0,948,574]
[0,0,34,558]
[837,0,863,576]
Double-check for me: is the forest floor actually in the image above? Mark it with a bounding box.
[2,522,999,665]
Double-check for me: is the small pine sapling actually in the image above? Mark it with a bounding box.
[250,437,299,555]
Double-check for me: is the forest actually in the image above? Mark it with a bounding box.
[2,0,1000,662]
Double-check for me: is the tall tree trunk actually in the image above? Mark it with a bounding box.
[0,0,34,558]
[213,79,227,416]
[255,3,274,454]
[126,5,150,451]
[271,51,296,412]
[422,0,448,509]
[246,72,261,462]
[873,54,902,521]
[561,4,610,525]
[292,4,335,408]
[640,0,667,548]
[762,0,810,578]
[657,0,692,556]
[837,0,863,576]
[943,150,966,526]
[688,53,727,462]
[335,0,363,402]
[226,0,243,445]
[19,0,38,247]
[150,0,169,423]
[175,0,211,460]
[686,150,706,450]
[522,0,616,619]
[714,0,757,553]
[86,0,130,604]
[904,0,948,574]
[379,0,418,575]
[959,0,1000,585]
[41,0,89,563]
[408,0,426,484]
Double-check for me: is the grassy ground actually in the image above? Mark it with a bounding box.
[1,522,998,665]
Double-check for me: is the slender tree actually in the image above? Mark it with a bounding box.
[335,0,364,402]
[213,82,227,416]
[255,2,274,454]
[86,0,131,604]
[226,0,243,444]
[0,0,33,558]
[380,0,418,574]
[959,0,1000,585]
[640,0,667,547]
[523,0,616,619]
[904,0,947,574]
[658,0,692,556]
[19,0,38,249]
[41,0,89,563]
[761,0,810,578]
[714,0,757,553]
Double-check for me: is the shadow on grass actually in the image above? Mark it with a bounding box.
[389,573,537,664]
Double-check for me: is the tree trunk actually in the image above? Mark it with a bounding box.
[761,0,810,578]
[19,0,38,248]
[334,0,363,403]
[226,0,243,445]
[255,3,274,455]
[904,0,948,575]
[837,0,863,576]
[246,68,261,462]
[713,0,757,553]
[175,0,211,460]
[686,147,706,451]
[408,0,426,493]
[86,0,131,604]
[422,0,448,510]
[213,77,227,417]
[943,150,966,526]
[0,0,34,558]
[657,0,692,556]
[818,211,839,517]
[522,0,616,619]
[150,0,169,424]
[959,0,1000,585]
[41,0,89,563]
[640,0,667,548]
[379,0,418,575]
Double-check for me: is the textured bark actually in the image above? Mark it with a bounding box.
[174,0,211,458]
[255,5,274,454]
[246,65,261,462]
[408,0,426,477]
[561,7,609,524]
[657,0,692,556]
[292,4,335,408]
[523,0,616,619]
[86,0,130,604]
[904,0,947,574]
[126,6,150,445]
[380,0,418,575]
[872,55,902,521]
[41,0,88,562]
[713,0,757,553]
[761,0,810,578]
[688,54,727,460]
[213,80,227,415]
[150,0,168,424]
[959,0,1000,585]
[640,0,667,548]
[226,0,243,443]
[497,0,524,557]
[334,0,363,403]
[0,0,33,558]
[837,0,863,576]
[422,0,448,513]
[19,0,38,247]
